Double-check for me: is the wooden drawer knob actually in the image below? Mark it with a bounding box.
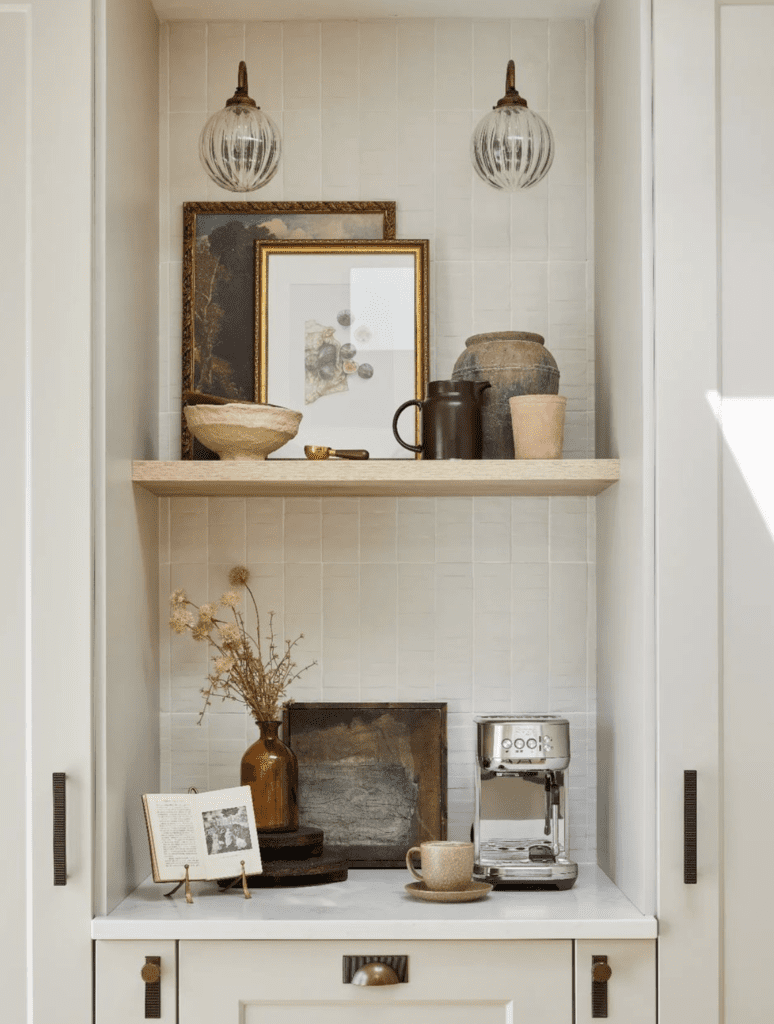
[141,962,161,985]
[592,960,612,983]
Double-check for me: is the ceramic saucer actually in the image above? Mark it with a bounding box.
[404,881,493,903]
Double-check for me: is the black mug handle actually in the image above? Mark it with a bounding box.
[392,400,423,452]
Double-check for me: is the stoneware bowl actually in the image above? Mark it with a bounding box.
[184,403,303,460]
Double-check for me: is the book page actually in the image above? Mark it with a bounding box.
[143,794,209,882]
[195,786,262,880]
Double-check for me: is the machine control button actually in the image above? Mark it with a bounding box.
[501,738,512,750]
[542,736,553,751]
[527,738,537,750]
[514,738,525,750]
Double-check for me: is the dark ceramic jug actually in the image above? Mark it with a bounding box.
[392,380,491,459]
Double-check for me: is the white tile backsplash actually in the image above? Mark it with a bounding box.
[245,22,283,111]
[162,496,597,858]
[206,22,245,114]
[159,15,596,860]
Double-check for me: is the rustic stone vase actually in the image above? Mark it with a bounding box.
[509,394,567,459]
[240,720,298,832]
[452,332,560,459]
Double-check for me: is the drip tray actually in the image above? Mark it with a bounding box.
[479,840,557,865]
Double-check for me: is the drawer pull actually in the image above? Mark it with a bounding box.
[141,957,161,1018]
[592,955,612,1018]
[352,963,400,986]
[52,773,66,886]
[343,956,408,985]
[684,769,698,884]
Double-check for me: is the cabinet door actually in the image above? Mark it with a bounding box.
[653,0,721,1021]
[96,942,177,1024]
[575,940,655,1024]
[718,6,774,1020]
[179,940,572,1023]
[1,2,94,1022]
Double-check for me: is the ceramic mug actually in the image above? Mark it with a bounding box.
[405,841,475,891]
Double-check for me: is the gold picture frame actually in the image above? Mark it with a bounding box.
[253,238,430,458]
[182,201,397,459]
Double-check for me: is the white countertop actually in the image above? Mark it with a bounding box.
[92,864,656,941]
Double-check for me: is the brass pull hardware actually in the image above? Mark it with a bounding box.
[352,963,400,986]
[142,957,161,1018]
[591,955,611,1018]
[52,773,66,885]
[343,955,408,985]
[684,769,698,883]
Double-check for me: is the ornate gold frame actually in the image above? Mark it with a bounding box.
[254,239,429,456]
[182,201,397,459]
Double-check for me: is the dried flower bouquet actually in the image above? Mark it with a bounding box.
[169,565,314,723]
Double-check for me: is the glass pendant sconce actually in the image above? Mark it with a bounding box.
[199,61,281,192]
[471,60,554,191]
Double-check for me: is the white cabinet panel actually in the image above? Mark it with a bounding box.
[2,1,94,1021]
[96,941,177,1024]
[179,940,572,1024]
[575,940,655,1024]
[719,6,774,1021]
[653,0,721,1021]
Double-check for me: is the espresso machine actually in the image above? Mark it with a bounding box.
[473,714,577,889]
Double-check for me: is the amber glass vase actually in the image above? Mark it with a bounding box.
[240,720,298,832]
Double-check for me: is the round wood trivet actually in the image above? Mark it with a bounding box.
[219,850,347,889]
[256,825,324,861]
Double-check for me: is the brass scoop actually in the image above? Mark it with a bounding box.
[304,445,369,460]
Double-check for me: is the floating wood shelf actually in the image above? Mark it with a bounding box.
[132,459,619,498]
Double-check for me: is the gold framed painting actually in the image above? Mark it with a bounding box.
[253,238,430,458]
[182,200,397,459]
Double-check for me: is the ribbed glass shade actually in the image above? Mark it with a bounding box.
[471,106,554,191]
[199,103,281,193]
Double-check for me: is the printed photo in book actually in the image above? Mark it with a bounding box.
[143,785,262,883]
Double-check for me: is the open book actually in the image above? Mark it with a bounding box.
[143,786,262,883]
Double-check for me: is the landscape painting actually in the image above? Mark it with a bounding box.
[181,201,396,458]
[282,703,447,867]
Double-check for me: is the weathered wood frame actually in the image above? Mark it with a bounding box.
[282,702,447,868]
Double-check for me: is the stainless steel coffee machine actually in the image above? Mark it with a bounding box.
[473,714,577,889]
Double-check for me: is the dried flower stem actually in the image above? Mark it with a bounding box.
[168,566,315,725]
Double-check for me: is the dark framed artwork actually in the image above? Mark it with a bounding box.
[282,702,447,868]
[254,238,430,458]
[181,201,397,459]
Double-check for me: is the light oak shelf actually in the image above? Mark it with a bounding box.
[132,458,619,498]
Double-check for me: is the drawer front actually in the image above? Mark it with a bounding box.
[95,941,177,1024]
[575,940,656,1024]
[179,939,572,1024]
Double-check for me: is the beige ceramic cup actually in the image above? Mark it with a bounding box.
[405,841,475,891]
[509,394,567,459]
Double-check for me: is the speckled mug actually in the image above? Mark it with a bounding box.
[405,841,475,892]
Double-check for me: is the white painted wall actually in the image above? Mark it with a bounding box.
[593,0,655,914]
[94,0,161,913]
